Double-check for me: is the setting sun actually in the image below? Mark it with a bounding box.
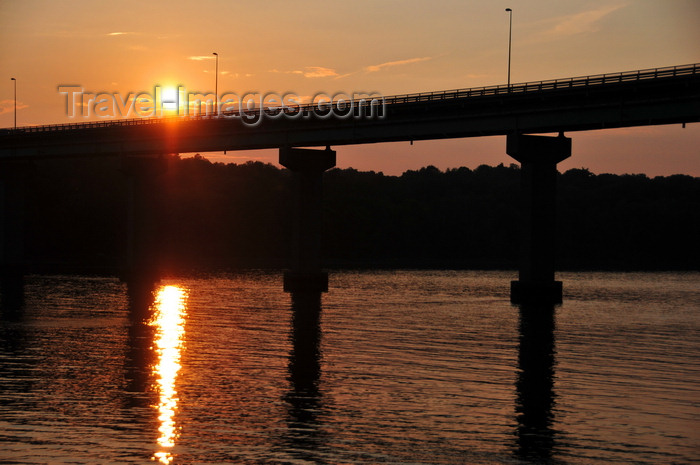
[160,86,180,112]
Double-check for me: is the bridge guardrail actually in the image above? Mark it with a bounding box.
[2,63,698,134]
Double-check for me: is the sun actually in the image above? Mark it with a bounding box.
[160,86,180,113]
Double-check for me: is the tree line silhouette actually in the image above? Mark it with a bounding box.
[24,154,700,274]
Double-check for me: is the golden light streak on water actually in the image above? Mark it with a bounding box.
[149,285,188,464]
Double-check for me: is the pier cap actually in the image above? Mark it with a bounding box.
[279,147,336,172]
[506,133,571,164]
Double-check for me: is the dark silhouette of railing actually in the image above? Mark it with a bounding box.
[2,63,698,134]
[388,63,699,102]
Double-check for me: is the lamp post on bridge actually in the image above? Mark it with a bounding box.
[212,52,218,115]
[505,8,513,89]
[10,78,16,129]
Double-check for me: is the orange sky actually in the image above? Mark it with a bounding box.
[1,0,698,175]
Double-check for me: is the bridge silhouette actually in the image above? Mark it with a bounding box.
[1,63,698,157]
[1,63,698,304]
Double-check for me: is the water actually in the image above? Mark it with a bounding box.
[1,270,698,464]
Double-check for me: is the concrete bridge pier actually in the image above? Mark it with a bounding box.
[507,134,571,304]
[0,160,34,307]
[121,156,167,284]
[279,147,336,293]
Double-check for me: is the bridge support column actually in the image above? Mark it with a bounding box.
[121,156,167,283]
[507,134,571,304]
[0,161,34,307]
[280,147,336,293]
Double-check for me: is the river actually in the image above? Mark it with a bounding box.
[1,270,698,464]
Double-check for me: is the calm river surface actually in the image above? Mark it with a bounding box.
[1,270,698,464]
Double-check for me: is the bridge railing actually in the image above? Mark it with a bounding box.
[383,63,699,104]
[2,63,698,134]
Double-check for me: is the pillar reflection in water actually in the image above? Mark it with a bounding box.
[0,277,24,321]
[284,292,326,461]
[515,303,557,462]
[125,281,158,407]
[146,284,188,465]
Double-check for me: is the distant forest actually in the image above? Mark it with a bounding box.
[24,154,700,274]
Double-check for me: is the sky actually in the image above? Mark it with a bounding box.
[1,0,698,176]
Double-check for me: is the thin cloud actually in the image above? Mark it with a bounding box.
[0,99,28,115]
[541,3,627,38]
[106,32,136,36]
[365,56,432,73]
[303,67,339,78]
[333,72,354,80]
[293,95,314,104]
[217,72,252,78]
[269,69,304,75]
[189,55,216,61]
[269,67,339,78]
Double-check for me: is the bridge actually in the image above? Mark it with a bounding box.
[1,63,698,157]
[1,63,699,304]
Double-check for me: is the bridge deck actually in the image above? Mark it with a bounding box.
[1,63,699,158]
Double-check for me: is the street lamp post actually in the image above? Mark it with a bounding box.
[505,8,513,89]
[10,77,16,128]
[212,52,218,114]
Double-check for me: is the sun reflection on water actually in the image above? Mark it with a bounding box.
[149,285,188,464]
